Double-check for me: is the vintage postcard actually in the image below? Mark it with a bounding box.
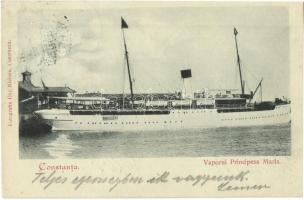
[1,1,303,197]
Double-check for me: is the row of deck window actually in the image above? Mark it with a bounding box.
[171,110,213,114]
[74,120,184,125]
[221,112,289,121]
[69,111,288,124]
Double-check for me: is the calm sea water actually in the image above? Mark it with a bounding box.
[19,123,291,159]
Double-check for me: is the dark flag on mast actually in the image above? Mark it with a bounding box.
[234,27,238,35]
[121,17,128,29]
[181,69,192,79]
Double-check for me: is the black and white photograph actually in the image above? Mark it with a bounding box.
[18,3,291,159]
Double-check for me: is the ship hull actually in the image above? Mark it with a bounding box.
[34,104,291,132]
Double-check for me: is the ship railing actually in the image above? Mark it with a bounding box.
[39,101,219,111]
[215,104,248,109]
[40,97,250,111]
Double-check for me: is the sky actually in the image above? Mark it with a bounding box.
[18,3,289,100]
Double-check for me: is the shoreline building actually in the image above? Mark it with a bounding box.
[19,70,75,114]
[18,70,75,135]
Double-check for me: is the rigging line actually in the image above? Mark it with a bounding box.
[120,44,172,93]
[245,79,252,92]
[38,69,63,86]
[240,61,261,92]
[238,59,248,91]
[128,53,136,85]
[189,78,194,98]
[122,28,134,106]
[240,59,259,81]
[122,54,127,96]
[134,63,173,93]
[121,50,128,110]
[234,61,239,89]
[245,68,259,85]
[237,59,255,92]
[120,48,172,94]
[39,69,44,86]
[122,52,173,94]
[147,71,172,93]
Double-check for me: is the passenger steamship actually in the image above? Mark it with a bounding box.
[35,17,291,131]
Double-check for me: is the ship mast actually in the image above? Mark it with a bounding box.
[121,17,134,107]
[234,27,245,95]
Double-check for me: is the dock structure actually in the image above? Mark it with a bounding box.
[19,70,75,113]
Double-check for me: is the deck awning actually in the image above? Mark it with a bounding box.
[19,81,76,93]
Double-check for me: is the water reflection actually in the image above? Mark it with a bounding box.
[20,124,291,159]
[43,134,79,158]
